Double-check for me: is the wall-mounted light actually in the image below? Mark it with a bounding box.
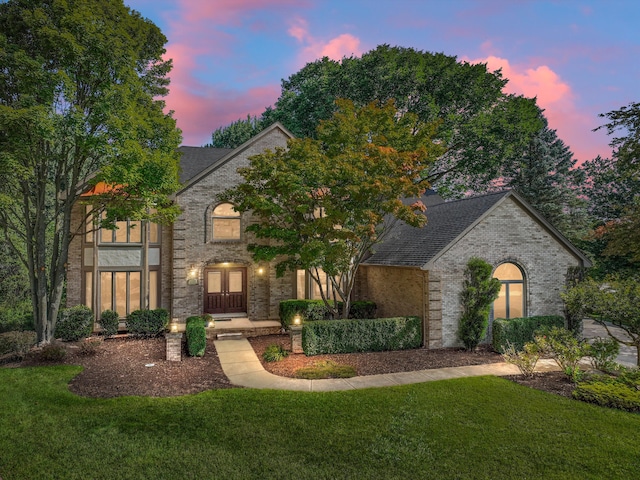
[187,264,198,285]
[257,267,264,275]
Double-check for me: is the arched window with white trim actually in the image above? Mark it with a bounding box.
[493,262,525,319]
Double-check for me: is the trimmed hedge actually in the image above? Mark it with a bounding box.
[302,316,421,356]
[279,300,331,327]
[185,316,206,357]
[99,310,119,338]
[55,305,94,341]
[279,299,378,327]
[126,308,169,337]
[492,315,565,353]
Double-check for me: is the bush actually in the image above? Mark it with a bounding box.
[337,301,377,319]
[78,337,103,356]
[492,315,565,353]
[185,316,206,357]
[55,305,94,341]
[302,316,421,356]
[99,310,119,338]
[458,258,501,351]
[587,337,620,372]
[126,308,169,337]
[0,302,34,333]
[0,331,37,358]
[501,341,541,377]
[295,360,356,379]
[279,300,331,327]
[263,344,289,362]
[38,344,67,361]
[573,371,640,412]
[535,326,590,382]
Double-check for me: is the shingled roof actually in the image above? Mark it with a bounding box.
[177,146,234,184]
[365,191,510,267]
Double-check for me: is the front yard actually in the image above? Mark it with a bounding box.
[1,365,638,479]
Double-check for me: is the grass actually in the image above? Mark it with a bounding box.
[295,360,357,379]
[1,367,639,479]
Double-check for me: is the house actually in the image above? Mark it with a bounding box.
[66,124,591,348]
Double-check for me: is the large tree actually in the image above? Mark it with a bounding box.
[220,99,444,318]
[0,0,182,344]
[212,45,542,195]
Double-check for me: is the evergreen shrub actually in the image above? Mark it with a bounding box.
[185,316,206,357]
[302,316,421,356]
[492,315,565,353]
[279,300,331,327]
[55,305,93,341]
[99,310,119,338]
[126,308,169,337]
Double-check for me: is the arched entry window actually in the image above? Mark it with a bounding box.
[212,203,240,240]
[493,263,524,319]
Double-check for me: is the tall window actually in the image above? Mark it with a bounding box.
[212,203,241,240]
[100,271,141,317]
[493,263,524,319]
[296,268,332,300]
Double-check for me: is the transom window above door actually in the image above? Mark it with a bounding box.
[212,203,241,240]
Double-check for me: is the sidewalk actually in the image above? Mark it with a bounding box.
[214,338,559,392]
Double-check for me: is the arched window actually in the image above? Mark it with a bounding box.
[493,262,524,319]
[212,203,241,240]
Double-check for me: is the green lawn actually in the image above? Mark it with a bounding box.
[1,366,639,479]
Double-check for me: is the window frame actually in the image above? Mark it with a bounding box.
[492,262,526,320]
[210,202,242,242]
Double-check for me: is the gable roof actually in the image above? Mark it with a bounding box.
[364,190,592,268]
[176,122,294,195]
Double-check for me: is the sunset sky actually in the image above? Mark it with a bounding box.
[126,0,640,164]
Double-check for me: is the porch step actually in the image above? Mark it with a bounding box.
[216,332,244,340]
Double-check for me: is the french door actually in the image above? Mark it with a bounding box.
[204,267,246,314]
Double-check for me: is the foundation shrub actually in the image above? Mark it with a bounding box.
[587,337,620,372]
[185,316,206,357]
[302,316,421,356]
[55,305,93,341]
[99,310,119,338]
[0,331,37,358]
[337,301,378,319]
[279,300,331,327]
[492,315,565,353]
[126,308,169,337]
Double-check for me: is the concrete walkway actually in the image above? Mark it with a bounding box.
[582,318,637,367]
[214,338,559,392]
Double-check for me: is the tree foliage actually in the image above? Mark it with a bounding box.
[220,99,444,318]
[0,0,182,343]
[458,257,502,351]
[207,114,266,148]
[213,45,542,195]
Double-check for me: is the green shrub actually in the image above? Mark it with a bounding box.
[587,337,620,372]
[302,316,421,356]
[99,310,119,338]
[501,341,541,377]
[535,326,590,382]
[492,315,565,353]
[295,360,356,379]
[337,300,377,319]
[279,300,331,327]
[126,308,169,337]
[263,344,289,362]
[0,302,34,333]
[55,305,93,341]
[78,337,103,356]
[573,371,640,412]
[458,258,501,351]
[185,316,206,357]
[38,344,67,361]
[0,331,37,358]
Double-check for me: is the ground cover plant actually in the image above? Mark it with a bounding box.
[1,367,639,479]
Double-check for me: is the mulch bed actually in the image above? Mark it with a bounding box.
[2,334,576,399]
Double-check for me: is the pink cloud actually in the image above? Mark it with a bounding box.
[288,15,363,65]
[468,55,611,163]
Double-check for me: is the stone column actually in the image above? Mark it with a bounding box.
[289,325,303,354]
[166,332,183,361]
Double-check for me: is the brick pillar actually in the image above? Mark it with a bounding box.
[289,325,303,354]
[428,272,443,349]
[166,333,183,361]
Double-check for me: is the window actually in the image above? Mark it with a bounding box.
[100,271,141,317]
[212,203,241,240]
[493,263,524,319]
[296,268,332,300]
[100,217,142,244]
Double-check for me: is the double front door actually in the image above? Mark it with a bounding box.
[204,267,246,314]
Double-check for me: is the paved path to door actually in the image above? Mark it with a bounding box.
[215,319,637,391]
